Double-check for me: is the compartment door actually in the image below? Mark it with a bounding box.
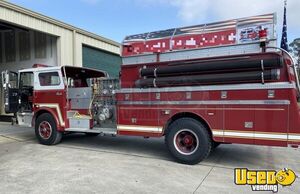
[224,105,255,144]
[254,105,288,146]
[117,92,160,136]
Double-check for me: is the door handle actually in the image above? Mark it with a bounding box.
[56,92,62,96]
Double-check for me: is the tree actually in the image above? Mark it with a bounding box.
[289,38,300,66]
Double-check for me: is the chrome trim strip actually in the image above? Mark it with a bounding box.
[118,100,290,105]
[254,133,286,140]
[213,131,287,140]
[288,135,300,141]
[117,82,295,94]
[213,130,300,141]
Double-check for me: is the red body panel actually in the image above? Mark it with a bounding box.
[33,89,67,131]
[116,89,296,139]
[116,50,300,147]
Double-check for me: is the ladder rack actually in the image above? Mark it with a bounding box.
[122,40,277,66]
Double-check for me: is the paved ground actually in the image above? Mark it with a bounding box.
[0,122,299,194]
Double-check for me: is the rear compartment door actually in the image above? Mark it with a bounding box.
[1,71,19,113]
[117,92,161,136]
[254,104,288,146]
[224,105,255,145]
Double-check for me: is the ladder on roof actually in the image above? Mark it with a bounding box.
[122,40,277,66]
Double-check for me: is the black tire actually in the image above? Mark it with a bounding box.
[165,118,212,165]
[35,113,62,145]
[85,132,100,137]
[210,141,221,153]
[213,141,221,149]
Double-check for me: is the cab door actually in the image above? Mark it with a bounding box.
[33,70,66,128]
[1,71,19,113]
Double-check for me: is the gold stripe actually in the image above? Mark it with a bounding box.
[217,135,286,141]
[117,129,162,133]
[35,103,65,126]
[254,137,286,141]
[288,139,300,142]
[117,124,163,129]
[220,135,252,139]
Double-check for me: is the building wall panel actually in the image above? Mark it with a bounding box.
[0,2,120,67]
[82,46,121,77]
[75,33,120,66]
[0,1,120,115]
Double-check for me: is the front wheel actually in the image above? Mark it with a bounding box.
[165,118,212,165]
[35,113,62,145]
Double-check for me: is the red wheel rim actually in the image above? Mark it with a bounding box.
[38,121,52,140]
[173,129,199,155]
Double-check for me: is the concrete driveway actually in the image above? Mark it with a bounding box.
[0,122,299,194]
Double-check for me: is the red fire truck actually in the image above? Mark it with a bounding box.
[2,14,300,164]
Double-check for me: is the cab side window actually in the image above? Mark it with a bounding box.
[20,72,34,88]
[39,72,60,86]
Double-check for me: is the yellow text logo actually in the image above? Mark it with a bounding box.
[234,168,297,193]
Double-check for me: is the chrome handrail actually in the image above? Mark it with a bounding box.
[267,47,300,97]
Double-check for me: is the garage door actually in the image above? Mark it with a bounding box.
[82,46,121,78]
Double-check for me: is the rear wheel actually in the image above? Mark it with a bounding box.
[35,113,62,145]
[165,118,212,165]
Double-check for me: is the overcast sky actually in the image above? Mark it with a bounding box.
[8,0,300,44]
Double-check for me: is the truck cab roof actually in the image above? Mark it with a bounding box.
[19,65,108,78]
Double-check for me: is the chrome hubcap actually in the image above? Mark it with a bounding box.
[173,129,199,155]
[38,121,52,140]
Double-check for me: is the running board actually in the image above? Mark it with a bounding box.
[65,127,117,136]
